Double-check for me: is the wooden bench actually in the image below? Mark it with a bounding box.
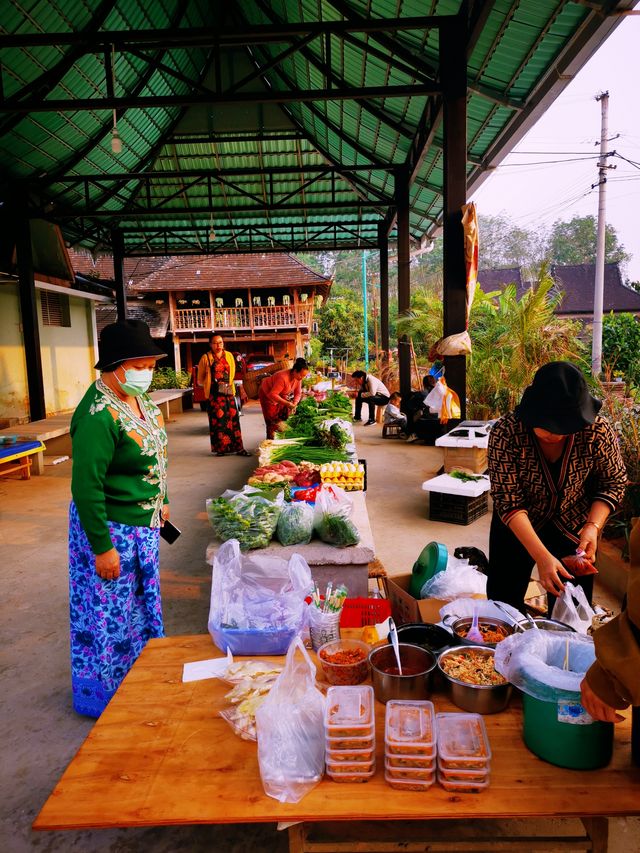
[149,389,193,421]
[0,440,46,479]
[0,415,72,475]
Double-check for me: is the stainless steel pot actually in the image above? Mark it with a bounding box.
[369,643,436,705]
[516,617,575,633]
[442,615,514,649]
[437,646,513,715]
[394,622,457,657]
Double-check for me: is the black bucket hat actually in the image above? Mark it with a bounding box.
[515,361,601,435]
[95,319,166,370]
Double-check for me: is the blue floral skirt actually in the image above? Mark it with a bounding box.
[68,501,164,717]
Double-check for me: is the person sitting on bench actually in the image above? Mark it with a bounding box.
[351,370,390,425]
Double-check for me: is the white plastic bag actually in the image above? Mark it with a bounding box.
[313,484,360,547]
[494,630,596,703]
[255,636,326,803]
[420,557,487,599]
[551,582,596,635]
[208,539,312,654]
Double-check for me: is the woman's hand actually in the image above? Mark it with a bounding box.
[536,550,573,596]
[580,678,625,723]
[161,504,170,523]
[95,547,120,580]
[578,524,600,562]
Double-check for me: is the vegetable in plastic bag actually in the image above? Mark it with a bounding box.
[256,636,326,803]
[313,484,360,547]
[276,501,315,546]
[206,485,283,550]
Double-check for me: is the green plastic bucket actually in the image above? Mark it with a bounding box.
[522,692,614,769]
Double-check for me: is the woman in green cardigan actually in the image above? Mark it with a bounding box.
[69,320,169,717]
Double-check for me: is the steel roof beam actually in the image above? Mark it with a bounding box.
[49,198,393,219]
[0,84,440,114]
[0,19,449,50]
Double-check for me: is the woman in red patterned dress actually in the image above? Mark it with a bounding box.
[197,334,250,457]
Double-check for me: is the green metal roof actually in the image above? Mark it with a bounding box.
[0,0,633,256]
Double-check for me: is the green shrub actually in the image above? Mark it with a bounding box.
[150,367,191,391]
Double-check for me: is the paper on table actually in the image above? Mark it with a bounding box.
[183,648,233,682]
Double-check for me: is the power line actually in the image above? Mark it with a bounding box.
[495,155,602,167]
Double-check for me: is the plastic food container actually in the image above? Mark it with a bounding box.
[327,764,376,783]
[385,700,436,755]
[318,638,370,685]
[437,773,490,793]
[385,770,435,791]
[436,712,492,770]
[387,753,435,768]
[326,734,375,751]
[385,761,435,781]
[326,745,375,764]
[437,763,490,784]
[325,685,375,739]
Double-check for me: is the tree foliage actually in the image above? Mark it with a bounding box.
[316,295,364,358]
[548,215,630,267]
[602,312,640,385]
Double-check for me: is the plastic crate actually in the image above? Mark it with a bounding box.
[340,597,391,628]
[428,491,488,526]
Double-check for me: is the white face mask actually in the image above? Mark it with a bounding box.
[117,367,154,396]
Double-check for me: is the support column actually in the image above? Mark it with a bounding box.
[111,228,127,320]
[173,337,182,372]
[378,221,389,357]
[14,198,46,421]
[395,166,411,398]
[440,10,468,420]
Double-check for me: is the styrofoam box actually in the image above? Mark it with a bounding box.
[435,420,496,449]
[421,473,490,498]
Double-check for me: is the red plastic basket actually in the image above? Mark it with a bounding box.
[339,597,391,628]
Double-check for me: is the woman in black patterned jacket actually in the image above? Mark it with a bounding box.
[486,362,626,614]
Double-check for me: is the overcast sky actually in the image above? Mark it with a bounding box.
[472,11,640,284]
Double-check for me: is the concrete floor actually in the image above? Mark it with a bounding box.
[1,403,637,852]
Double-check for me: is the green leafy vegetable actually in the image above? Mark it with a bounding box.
[450,470,484,482]
[206,493,282,550]
[316,513,360,547]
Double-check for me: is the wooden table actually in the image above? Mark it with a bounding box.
[34,635,640,852]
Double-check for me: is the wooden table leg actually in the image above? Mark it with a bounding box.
[288,822,307,853]
[581,817,609,853]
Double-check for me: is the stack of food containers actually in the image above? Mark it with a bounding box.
[436,712,491,792]
[384,700,437,791]
[325,685,376,782]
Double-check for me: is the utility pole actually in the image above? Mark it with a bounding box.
[592,91,610,377]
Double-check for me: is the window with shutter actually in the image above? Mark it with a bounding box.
[41,291,71,327]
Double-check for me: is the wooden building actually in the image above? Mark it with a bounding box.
[70,250,332,373]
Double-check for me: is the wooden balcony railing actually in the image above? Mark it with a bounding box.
[172,303,314,332]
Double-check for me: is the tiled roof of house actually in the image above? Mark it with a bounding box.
[477,267,523,292]
[551,263,640,314]
[67,249,170,285]
[95,300,170,339]
[130,253,332,297]
[478,263,640,315]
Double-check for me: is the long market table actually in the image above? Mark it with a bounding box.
[34,634,640,852]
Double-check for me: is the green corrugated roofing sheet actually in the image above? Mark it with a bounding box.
[0,0,633,255]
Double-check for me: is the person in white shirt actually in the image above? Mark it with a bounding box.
[351,370,390,425]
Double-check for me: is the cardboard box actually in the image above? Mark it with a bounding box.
[442,447,488,474]
[384,573,485,625]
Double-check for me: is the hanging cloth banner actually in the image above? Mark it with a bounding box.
[461,201,479,329]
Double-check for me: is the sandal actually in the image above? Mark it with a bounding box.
[236,449,251,457]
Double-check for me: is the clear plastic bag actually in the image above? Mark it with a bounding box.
[494,630,596,703]
[420,558,487,600]
[313,484,360,547]
[208,539,312,654]
[562,549,598,577]
[551,582,596,634]
[255,636,326,803]
[276,501,315,546]
[206,485,284,550]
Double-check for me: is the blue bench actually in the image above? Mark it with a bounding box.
[0,440,46,479]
